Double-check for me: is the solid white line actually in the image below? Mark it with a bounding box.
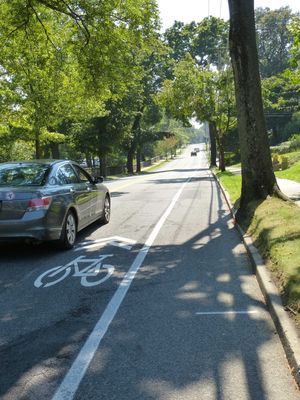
[195,310,260,315]
[52,177,191,400]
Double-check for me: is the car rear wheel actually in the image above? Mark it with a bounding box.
[58,210,77,249]
[99,195,110,224]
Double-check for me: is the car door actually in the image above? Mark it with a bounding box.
[55,163,93,229]
[72,164,99,223]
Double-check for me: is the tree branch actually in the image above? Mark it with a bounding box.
[6,21,28,39]
[37,0,90,44]
[28,1,58,50]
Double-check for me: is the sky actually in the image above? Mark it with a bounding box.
[157,0,300,30]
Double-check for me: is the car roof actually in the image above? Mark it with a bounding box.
[0,159,73,167]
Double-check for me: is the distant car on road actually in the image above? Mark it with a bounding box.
[0,160,110,249]
[191,151,197,156]
[194,147,200,152]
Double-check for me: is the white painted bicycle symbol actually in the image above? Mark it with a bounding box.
[34,254,114,288]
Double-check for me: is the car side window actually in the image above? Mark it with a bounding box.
[56,164,79,185]
[73,165,92,184]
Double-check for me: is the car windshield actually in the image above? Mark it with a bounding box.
[0,164,50,187]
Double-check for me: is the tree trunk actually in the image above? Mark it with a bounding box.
[35,131,41,159]
[209,122,217,167]
[217,134,226,172]
[127,111,143,175]
[136,147,141,173]
[50,143,60,159]
[100,156,107,177]
[228,0,282,213]
[127,146,134,174]
[86,155,92,168]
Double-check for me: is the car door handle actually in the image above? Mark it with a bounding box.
[69,188,75,193]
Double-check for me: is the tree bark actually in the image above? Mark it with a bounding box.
[35,131,41,159]
[50,143,60,159]
[228,0,282,212]
[216,133,226,172]
[136,147,141,173]
[86,155,92,168]
[126,146,134,174]
[100,156,107,177]
[209,122,217,167]
[127,112,143,175]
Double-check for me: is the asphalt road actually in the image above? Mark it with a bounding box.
[0,145,299,400]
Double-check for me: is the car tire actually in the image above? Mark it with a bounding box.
[99,195,111,225]
[58,210,77,249]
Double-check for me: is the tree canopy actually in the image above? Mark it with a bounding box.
[255,6,297,78]
[0,0,299,190]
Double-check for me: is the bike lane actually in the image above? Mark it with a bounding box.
[3,147,297,400]
[66,155,299,399]
[0,152,195,399]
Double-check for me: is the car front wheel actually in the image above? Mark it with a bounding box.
[99,195,111,224]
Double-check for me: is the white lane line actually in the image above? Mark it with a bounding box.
[74,236,137,252]
[196,310,260,315]
[52,177,191,400]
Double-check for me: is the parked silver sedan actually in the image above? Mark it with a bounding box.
[0,160,111,249]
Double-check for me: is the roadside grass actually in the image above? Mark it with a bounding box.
[105,158,169,180]
[226,149,300,182]
[143,159,169,172]
[245,198,300,318]
[214,168,300,321]
[278,151,300,161]
[230,162,241,168]
[275,159,300,183]
[214,169,241,205]
[106,174,127,180]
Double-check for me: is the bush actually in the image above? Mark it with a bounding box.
[271,135,300,155]
[281,156,289,170]
[282,112,300,140]
[289,134,300,151]
[271,142,291,154]
[272,153,281,170]
[272,154,290,170]
[225,151,240,165]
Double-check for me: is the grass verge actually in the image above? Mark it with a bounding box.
[275,159,300,183]
[214,169,300,322]
[105,158,169,180]
[279,151,300,162]
[214,169,241,205]
[143,159,169,172]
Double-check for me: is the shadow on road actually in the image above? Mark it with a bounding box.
[0,171,295,400]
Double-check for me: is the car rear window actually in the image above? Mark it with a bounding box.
[0,164,50,186]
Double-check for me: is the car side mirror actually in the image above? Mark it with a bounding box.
[93,176,104,184]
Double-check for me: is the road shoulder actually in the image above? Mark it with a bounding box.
[211,169,300,388]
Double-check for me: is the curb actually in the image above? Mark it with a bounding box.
[211,170,300,388]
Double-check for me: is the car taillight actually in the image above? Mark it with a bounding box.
[27,196,52,212]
